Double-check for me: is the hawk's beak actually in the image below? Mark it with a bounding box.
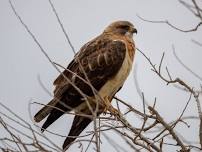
[131,27,137,34]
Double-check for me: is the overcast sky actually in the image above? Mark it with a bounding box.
[0,0,202,151]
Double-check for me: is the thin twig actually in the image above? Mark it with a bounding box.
[137,14,202,32]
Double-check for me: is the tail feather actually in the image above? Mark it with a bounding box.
[34,99,58,122]
[63,116,92,150]
[41,107,65,132]
[40,101,70,132]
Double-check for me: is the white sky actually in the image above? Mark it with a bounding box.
[0,0,202,151]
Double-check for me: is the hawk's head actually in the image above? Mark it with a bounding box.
[104,21,137,37]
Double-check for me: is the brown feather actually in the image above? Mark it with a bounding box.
[53,36,127,99]
[34,98,58,122]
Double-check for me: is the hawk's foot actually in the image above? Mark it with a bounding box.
[102,97,119,116]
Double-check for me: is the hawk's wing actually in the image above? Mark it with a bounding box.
[53,36,127,98]
[34,36,127,122]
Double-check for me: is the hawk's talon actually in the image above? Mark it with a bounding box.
[108,106,119,116]
[102,96,120,116]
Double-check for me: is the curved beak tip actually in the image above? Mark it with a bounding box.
[132,28,137,34]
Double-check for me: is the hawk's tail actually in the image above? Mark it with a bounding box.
[63,115,92,151]
[41,102,67,132]
[34,99,58,123]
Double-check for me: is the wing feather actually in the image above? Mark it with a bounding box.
[54,36,127,100]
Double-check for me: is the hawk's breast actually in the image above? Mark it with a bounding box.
[98,46,133,99]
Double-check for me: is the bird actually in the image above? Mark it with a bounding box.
[34,20,137,151]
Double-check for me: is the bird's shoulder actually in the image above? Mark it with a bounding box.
[77,34,127,58]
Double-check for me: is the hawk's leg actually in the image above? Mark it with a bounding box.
[103,96,119,115]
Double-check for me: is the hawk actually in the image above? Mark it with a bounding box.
[34,20,137,150]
